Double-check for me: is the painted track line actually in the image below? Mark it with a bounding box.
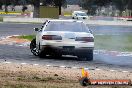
[1,61,131,73]
[110,70,116,72]
[33,64,39,66]
[3,62,11,64]
[21,63,27,65]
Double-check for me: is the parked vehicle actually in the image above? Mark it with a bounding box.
[72,11,89,20]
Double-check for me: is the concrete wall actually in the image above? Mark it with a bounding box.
[3,17,132,26]
[3,17,48,23]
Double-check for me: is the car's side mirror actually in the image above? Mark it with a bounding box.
[34,28,39,31]
[89,30,93,34]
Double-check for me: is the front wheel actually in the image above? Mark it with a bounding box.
[30,39,39,56]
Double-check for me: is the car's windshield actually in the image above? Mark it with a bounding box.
[44,21,89,32]
[76,12,87,16]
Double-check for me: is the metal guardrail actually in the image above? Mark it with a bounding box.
[0,12,21,15]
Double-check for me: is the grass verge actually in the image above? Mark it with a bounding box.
[17,34,132,52]
[17,35,35,41]
[0,17,3,22]
[95,34,132,52]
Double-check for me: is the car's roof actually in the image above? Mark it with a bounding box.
[47,19,83,23]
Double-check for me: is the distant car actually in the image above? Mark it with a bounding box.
[30,20,94,61]
[72,11,89,20]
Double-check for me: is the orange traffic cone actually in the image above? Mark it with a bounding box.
[81,68,89,78]
[79,68,91,86]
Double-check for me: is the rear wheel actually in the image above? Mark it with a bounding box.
[30,39,39,56]
[38,51,46,58]
[51,53,62,58]
[86,50,93,61]
[77,50,93,61]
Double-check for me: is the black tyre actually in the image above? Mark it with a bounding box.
[86,50,93,61]
[77,50,93,61]
[30,38,39,56]
[38,51,46,58]
[51,53,62,58]
[79,77,90,86]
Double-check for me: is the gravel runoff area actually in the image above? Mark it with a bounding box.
[0,62,132,88]
[0,36,132,88]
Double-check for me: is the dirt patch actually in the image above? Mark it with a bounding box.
[0,63,132,88]
[0,63,81,88]
[0,35,30,45]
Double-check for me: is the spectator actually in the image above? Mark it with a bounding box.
[22,6,27,13]
[11,5,15,11]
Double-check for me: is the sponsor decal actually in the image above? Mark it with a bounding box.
[79,68,131,86]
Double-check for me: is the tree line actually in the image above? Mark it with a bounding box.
[81,0,132,15]
[0,0,132,17]
[0,0,66,17]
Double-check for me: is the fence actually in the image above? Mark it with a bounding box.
[39,6,59,19]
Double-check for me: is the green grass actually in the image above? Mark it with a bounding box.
[0,17,3,22]
[17,35,35,41]
[18,34,132,52]
[95,34,132,52]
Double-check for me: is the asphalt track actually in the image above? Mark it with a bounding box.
[0,22,132,72]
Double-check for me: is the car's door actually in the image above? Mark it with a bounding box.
[36,22,46,46]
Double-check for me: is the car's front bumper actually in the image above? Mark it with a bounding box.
[76,16,89,19]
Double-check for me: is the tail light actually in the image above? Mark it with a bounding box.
[75,37,94,42]
[42,35,62,40]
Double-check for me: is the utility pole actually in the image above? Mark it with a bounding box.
[5,0,8,13]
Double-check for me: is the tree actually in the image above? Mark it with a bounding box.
[0,0,66,17]
[31,0,40,18]
[44,0,66,15]
[0,2,2,10]
[0,0,17,12]
[81,0,132,15]
[53,0,64,15]
[113,0,132,10]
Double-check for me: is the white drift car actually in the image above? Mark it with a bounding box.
[30,20,94,61]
